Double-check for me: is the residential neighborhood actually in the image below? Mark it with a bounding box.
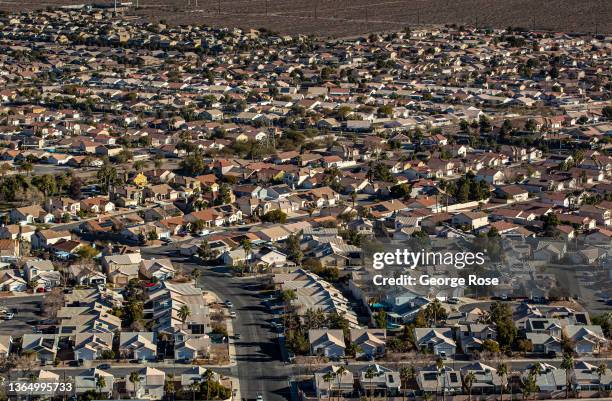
[0,5,609,401]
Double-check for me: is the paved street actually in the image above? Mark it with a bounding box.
[143,246,291,401]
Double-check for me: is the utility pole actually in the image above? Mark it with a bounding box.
[218,0,220,14]
[114,0,117,13]
[314,0,318,20]
[265,0,268,16]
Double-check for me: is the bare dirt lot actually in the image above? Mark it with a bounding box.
[1,0,610,36]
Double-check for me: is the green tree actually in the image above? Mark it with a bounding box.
[365,366,376,401]
[201,369,215,401]
[464,371,476,401]
[323,372,334,400]
[479,115,492,133]
[95,375,106,398]
[521,372,538,400]
[285,234,303,264]
[215,183,232,205]
[31,174,57,198]
[18,161,33,176]
[490,301,517,347]
[197,240,217,261]
[375,310,387,329]
[165,374,176,400]
[240,238,253,273]
[261,209,287,223]
[190,269,201,281]
[129,371,141,398]
[96,164,118,194]
[76,244,99,259]
[596,363,608,395]
[180,151,206,176]
[191,219,206,234]
[497,362,508,401]
[482,339,500,354]
[524,118,537,132]
[178,305,191,324]
[561,352,574,399]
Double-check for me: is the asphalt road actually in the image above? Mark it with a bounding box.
[142,246,291,401]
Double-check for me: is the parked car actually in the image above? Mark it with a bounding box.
[229,311,237,318]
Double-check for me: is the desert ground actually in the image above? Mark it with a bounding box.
[1,0,610,36]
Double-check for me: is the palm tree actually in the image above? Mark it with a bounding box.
[96,375,106,398]
[560,352,574,399]
[165,374,176,401]
[335,366,348,401]
[28,372,37,401]
[178,305,191,325]
[201,369,215,401]
[323,371,334,400]
[241,239,253,273]
[497,362,508,401]
[365,366,376,401]
[19,161,33,176]
[129,371,141,399]
[189,378,200,401]
[521,373,537,401]
[282,289,297,315]
[596,363,608,396]
[349,191,357,209]
[190,268,201,281]
[463,372,475,401]
[435,358,445,401]
[400,367,410,401]
[530,363,542,378]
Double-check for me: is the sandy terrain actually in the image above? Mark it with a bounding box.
[1,0,610,36]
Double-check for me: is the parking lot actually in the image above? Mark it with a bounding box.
[0,295,45,336]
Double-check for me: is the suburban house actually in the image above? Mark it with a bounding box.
[350,329,386,360]
[74,368,115,396]
[452,212,489,230]
[414,327,457,357]
[174,335,211,361]
[139,258,175,281]
[358,364,401,396]
[309,329,346,359]
[73,332,114,361]
[119,332,157,361]
[314,365,354,399]
[123,367,165,400]
[21,334,59,364]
